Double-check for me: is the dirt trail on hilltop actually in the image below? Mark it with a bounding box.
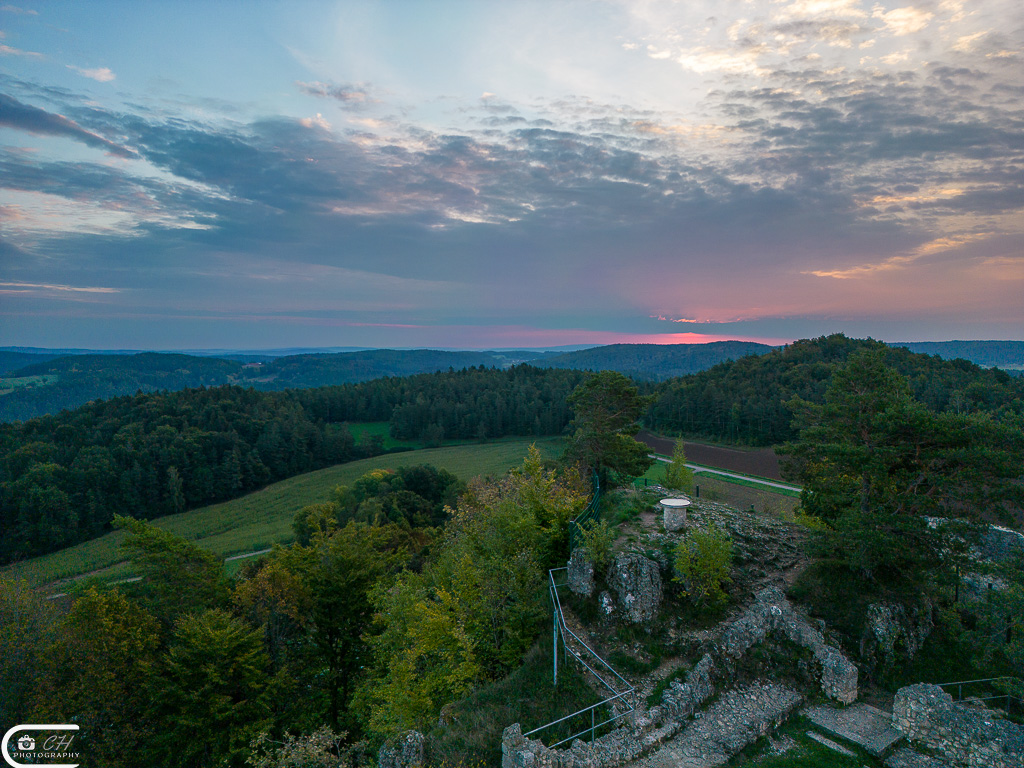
[637,431,783,481]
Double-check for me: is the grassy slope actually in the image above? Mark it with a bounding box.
[8,437,562,587]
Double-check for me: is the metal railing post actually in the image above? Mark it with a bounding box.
[553,602,558,687]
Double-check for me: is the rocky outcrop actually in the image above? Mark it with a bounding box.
[377,731,424,768]
[980,526,1024,562]
[892,684,1024,768]
[567,547,595,597]
[608,553,662,624]
[862,602,933,668]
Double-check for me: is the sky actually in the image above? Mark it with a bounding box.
[1,0,1022,350]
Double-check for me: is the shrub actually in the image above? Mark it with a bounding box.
[673,523,733,606]
[580,519,616,572]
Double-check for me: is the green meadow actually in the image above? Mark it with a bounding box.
[7,437,562,588]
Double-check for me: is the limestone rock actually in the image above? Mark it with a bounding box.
[567,547,595,597]
[378,731,425,768]
[608,552,662,623]
[863,601,933,669]
[980,525,1024,562]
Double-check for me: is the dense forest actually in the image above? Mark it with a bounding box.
[648,335,1024,445]
[0,366,585,563]
[0,451,590,768]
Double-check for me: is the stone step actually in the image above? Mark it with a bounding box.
[806,730,855,756]
[804,703,904,757]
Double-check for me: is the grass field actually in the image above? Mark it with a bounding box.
[346,421,422,450]
[6,437,562,588]
[0,374,57,395]
[632,460,800,516]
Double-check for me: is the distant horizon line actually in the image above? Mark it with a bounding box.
[3,337,1024,357]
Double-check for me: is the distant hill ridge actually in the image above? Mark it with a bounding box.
[1,338,1022,422]
[889,340,1024,370]
[0,348,546,422]
[534,341,775,381]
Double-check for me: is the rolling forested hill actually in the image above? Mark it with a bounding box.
[0,365,584,562]
[0,351,62,374]
[0,349,549,423]
[649,335,1024,445]
[0,343,771,422]
[534,341,774,380]
[239,349,521,389]
[0,353,241,422]
[3,334,1023,562]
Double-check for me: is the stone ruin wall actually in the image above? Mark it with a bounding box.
[892,683,1024,768]
[501,587,857,768]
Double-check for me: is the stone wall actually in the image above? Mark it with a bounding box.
[717,587,858,704]
[892,684,1024,768]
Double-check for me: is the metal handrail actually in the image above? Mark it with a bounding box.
[523,568,635,748]
[936,676,1023,710]
[936,676,1019,687]
[549,569,633,692]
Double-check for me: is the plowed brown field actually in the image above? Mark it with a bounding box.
[637,430,783,481]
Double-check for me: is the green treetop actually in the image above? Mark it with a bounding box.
[782,348,1024,586]
[564,370,654,483]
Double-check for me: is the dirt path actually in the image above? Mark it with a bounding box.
[637,431,784,481]
[650,456,801,493]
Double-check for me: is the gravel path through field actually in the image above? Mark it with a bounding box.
[649,455,802,493]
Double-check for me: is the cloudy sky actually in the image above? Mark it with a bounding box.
[1,0,1022,350]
